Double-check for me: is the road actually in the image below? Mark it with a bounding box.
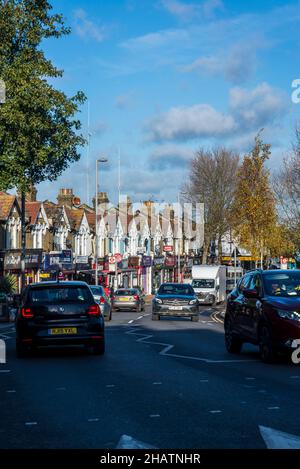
[1,304,300,449]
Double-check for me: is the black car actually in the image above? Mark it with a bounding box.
[225,269,300,363]
[152,283,199,321]
[15,281,105,357]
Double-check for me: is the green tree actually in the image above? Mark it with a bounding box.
[231,134,277,266]
[0,0,86,191]
[0,0,86,289]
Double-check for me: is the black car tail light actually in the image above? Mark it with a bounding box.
[87,304,101,317]
[21,307,34,318]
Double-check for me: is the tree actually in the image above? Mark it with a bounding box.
[231,134,278,265]
[0,274,18,294]
[274,124,300,252]
[0,0,86,289]
[183,148,239,263]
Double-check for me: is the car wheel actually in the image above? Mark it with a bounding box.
[259,325,276,363]
[152,313,160,321]
[92,341,105,355]
[191,315,199,322]
[224,319,243,354]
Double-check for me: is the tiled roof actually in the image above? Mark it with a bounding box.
[25,202,41,225]
[64,207,84,230]
[0,192,18,221]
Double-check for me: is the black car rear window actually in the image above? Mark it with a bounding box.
[115,290,137,296]
[158,284,194,295]
[29,286,93,305]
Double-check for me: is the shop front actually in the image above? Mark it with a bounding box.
[1,249,43,290]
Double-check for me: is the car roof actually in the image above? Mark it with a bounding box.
[28,281,89,288]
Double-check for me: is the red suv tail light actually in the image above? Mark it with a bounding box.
[133,294,139,300]
[21,307,34,318]
[87,304,101,317]
[99,296,105,304]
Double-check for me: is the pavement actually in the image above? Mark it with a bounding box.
[1,303,300,449]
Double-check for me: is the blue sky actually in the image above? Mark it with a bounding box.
[38,0,300,206]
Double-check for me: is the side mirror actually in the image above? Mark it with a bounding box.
[243,288,259,299]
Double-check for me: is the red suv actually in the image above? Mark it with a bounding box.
[224,269,300,363]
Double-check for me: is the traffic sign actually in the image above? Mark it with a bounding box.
[114,253,123,263]
[282,258,288,264]
[109,256,116,264]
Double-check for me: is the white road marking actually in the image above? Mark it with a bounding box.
[106,384,115,388]
[116,434,155,449]
[152,382,162,385]
[0,370,10,373]
[25,422,37,426]
[210,410,222,414]
[128,320,134,324]
[268,406,280,410]
[137,316,143,320]
[88,418,99,422]
[259,425,300,449]
[289,376,300,379]
[144,313,151,317]
[126,327,257,364]
[6,390,16,393]
[200,379,209,382]
[150,414,160,418]
[245,377,256,380]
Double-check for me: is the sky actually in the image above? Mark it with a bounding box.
[37,0,300,206]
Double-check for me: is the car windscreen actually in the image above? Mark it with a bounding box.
[192,279,215,289]
[158,285,194,296]
[90,286,105,296]
[29,286,93,305]
[115,290,137,296]
[263,272,300,297]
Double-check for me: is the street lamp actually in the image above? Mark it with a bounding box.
[95,157,108,286]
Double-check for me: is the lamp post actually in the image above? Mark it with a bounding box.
[95,158,108,286]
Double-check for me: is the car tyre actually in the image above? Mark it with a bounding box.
[259,325,276,363]
[152,313,160,321]
[224,318,243,354]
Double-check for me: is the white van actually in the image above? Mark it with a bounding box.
[191,265,227,305]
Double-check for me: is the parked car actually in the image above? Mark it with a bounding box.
[225,269,300,363]
[15,281,105,357]
[152,283,199,321]
[112,288,145,312]
[90,285,112,321]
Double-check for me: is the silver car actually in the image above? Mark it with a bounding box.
[90,285,112,321]
[112,288,145,312]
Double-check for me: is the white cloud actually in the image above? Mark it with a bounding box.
[149,145,194,169]
[181,41,259,84]
[145,104,236,142]
[202,0,224,18]
[160,0,224,20]
[145,82,290,143]
[229,82,288,129]
[74,9,105,42]
[115,93,133,109]
[160,0,197,20]
[120,29,189,51]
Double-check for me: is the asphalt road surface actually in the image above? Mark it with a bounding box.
[1,304,300,449]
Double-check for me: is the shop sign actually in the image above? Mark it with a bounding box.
[163,245,173,252]
[142,256,152,267]
[75,255,88,264]
[165,256,175,267]
[4,250,42,270]
[153,256,165,268]
[128,256,139,267]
